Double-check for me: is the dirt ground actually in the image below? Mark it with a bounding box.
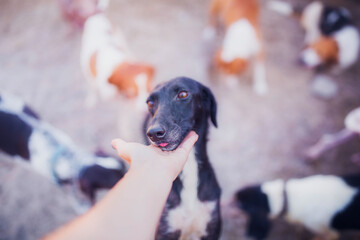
[1,0,360,239]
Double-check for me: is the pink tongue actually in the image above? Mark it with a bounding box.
[159,143,169,147]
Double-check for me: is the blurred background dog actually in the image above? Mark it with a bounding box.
[268,1,360,70]
[234,174,360,240]
[204,0,268,95]
[0,93,127,208]
[81,13,155,109]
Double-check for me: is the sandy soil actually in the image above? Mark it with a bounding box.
[0,0,360,239]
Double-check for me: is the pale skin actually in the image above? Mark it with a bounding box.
[44,131,198,240]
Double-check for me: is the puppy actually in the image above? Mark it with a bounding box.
[206,0,267,95]
[235,174,360,240]
[269,1,360,69]
[144,77,221,239]
[0,93,127,203]
[81,13,154,108]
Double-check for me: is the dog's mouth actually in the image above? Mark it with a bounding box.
[159,142,169,147]
[149,126,187,151]
[152,140,181,151]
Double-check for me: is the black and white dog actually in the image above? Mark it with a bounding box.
[144,77,221,239]
[234,174,360,240]
[0,93,127,204]
[268,1,360,69]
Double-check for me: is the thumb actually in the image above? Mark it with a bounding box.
[111,138,134,164]
[174,131,198,157]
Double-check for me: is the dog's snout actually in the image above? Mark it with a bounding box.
[147,125,166,141]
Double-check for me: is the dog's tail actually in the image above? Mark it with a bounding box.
[267,1,302,19]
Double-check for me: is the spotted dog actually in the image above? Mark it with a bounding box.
[0,93,127,203]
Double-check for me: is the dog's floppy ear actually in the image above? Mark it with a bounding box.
[202,86,217,127]
[247,212,272,240]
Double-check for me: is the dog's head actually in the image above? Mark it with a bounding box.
[320,6,351,36]
[145,77,217,151]
[109,62,154,98]
[235,185,272,240]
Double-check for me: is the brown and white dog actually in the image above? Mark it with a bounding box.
[81,13,154,109]
[204,0,268,95]
[268,1,360,70]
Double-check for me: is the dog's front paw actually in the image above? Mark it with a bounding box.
[253,81,268,95]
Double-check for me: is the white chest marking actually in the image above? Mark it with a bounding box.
[261,179,285,218]
[285,175,357,234]
[333,26,360,69]
[28,130,55,179]
[221,19,260,62]
[167,150,216,239]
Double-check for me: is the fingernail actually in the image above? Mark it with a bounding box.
[111,139,117,149]
[191,131,198,139]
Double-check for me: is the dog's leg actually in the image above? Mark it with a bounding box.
[305,129,357,160]
[351,152,360,165]
[82,59,98,108]
[253,35,268,95]
[253,56,268,95]
[202,0,221,41]
[208,0,221,26]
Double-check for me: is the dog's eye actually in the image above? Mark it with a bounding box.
[178,91,188,99]
[147,100,154,109]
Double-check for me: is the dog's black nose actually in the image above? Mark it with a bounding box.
[147,125,166,141]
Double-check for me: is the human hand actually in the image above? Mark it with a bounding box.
[111,131,198,181]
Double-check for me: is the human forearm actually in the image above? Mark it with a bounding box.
[44,166,172,240]
[96,165,173,239]
[44,132,198,240]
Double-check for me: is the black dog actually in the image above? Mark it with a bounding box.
[144,77,221,239]
[0,93,127,204]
